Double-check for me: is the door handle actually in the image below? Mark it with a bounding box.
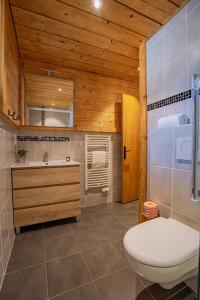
[123,146,132,160]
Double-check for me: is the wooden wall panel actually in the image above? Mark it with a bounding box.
[22,59,139,133]
[1,0,20,126]
[0,0,4,110]
[138,43,147,222]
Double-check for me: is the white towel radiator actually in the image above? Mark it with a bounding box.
[85,135,111,191]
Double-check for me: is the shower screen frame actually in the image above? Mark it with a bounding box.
[191,74,200,202]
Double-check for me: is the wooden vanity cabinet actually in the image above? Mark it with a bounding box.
[11,166,81,230]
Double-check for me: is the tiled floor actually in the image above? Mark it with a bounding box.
[0,201,196,300]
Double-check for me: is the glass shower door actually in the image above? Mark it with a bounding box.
[192,74,200,300]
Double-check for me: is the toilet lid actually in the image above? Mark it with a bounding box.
[123,217,199,267]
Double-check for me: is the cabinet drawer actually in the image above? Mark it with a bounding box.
[12,166,80,189]
[14,201,80,227]
[13,184,80,209]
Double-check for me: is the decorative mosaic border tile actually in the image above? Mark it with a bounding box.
[147,90,192,111]
[17,136,70,142]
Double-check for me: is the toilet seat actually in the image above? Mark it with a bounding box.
[123,217,200,289]
[123,217,199,268]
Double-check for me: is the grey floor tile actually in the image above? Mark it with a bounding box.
[44,220,73,240]
[112,239,127,260]
[136,289,155,300]
[83,243,126,279]
[110,202,139,214]
[51,282,101,300]
[100,223,127,242]
[7,243,45,273]
[181,292,197,300]
[169,286,196,300]
[0,264,47,300]
[83,204,109,215]
[80,207,91,216]
[114,208,138,218]
[47,253,91,297]
[95,267,145,300]
[45,234,80,261]
[118,214,139,229]
[75,227,108,251]
[148,282,186,300]
[7,229,44,272]
[2,202,144,299]
[90,212,118,226]
[70,216,97,232]
[14,228,44,249]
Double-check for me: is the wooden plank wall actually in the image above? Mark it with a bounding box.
[22,59,139,133]
[139,43,147,222]
[1,0,20,126]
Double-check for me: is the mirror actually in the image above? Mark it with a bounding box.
[23,73,74,128]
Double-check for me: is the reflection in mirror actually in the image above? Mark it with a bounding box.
[24,73,74,128]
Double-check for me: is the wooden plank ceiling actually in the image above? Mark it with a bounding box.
[10,0,188,82]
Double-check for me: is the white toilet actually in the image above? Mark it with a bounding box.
[123,217,199,289]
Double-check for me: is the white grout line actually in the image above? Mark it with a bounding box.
[93,265,128,282]
[167,285,191,300]
[72,224,134,297]
[2,231,15,278]
[48,281,93,300]
[136,275,156,300]
[5,262,44,275]
[43,227,74,241]
[43,228,49,300]
[72,229,103,299]
[42,250,81,265]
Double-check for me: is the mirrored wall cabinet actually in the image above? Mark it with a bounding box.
[21,73,74,129]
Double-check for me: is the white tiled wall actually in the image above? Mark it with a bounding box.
[147,2,200,291]
[147,0,200,230]
[0,117,16,288]
[17,130,121,207]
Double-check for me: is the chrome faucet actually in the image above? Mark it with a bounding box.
[43,152,48,162]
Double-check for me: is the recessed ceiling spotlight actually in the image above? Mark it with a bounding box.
[58,88,62,92]
[52,103,55,106]
[94,0,101,9]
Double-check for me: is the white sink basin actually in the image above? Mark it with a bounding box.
[28,160,67,166]
[12,160,80,169]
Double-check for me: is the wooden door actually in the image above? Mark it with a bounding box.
[121,94,140,203]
